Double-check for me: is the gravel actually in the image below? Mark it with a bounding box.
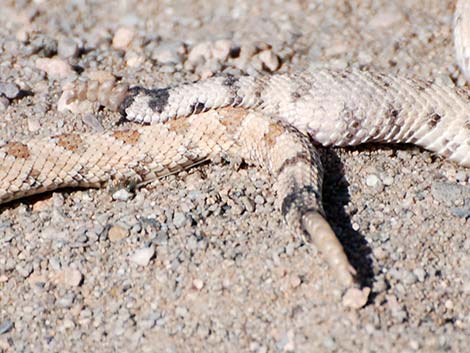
[0,0,469,352]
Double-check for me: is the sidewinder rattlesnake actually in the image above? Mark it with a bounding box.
[2,0,470,302]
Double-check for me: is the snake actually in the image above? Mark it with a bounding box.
[1,0,470,299]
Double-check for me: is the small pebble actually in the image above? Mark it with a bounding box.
[61,268,83,287]
[387,294,408,322]
[366,174,381,188]
[373,246,388,260]
[108,225,129,242]
[0,320,13,335]
[0,82,20,99]
[15,263,33,278]
[431,182,470,203]
[56,293,75,308]
[0,96,10,111]
[172,211,187,228]
[125,51,145,67]
[82,114,104,132]
[285,242,296,256]
[322,336,337,350]
[129,246,155,266]
[342,287,370,309]
[31,197,54,212]
[192,279,204,290]
[27,34,58,57]
[36,58,74,79]
[451,202,470,218]
[444,300,454,309]
[290,275,302,288]
[48,257,61,271]
[60,319,76,330]
[373,276,388,292]
[175,306,188,317]
[276,329,295,352]
[455,171,468,182]
[413,267,426,282]
[409,340,420,351]
[16,28,29,42]
[254,195,265,205]
[112,188,134,201]
[58,38,79,58]
[27,116,41,132]
[241,196,255,212]
[382,175,394,186]
[152,42,186,64]
[112,27,135,50]
[402,271,418,285]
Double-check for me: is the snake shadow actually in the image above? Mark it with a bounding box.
[319,148,374,290]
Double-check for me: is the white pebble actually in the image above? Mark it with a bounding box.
[16,263,33,278]
[455,170,468,182]
[112,27,135,50]
[125,51,145,67]
[36,58,74,79]
[290,275,302,288]
[62,268,83,287]
[112,188,133,201]
[27,116,41,132]
[192,279,204,290]
[129,246,155,266]
[152,42,185,64]
[172,211,187,228]
[444,299,454,309]
[342,287,370,309]
[382,175,394,186]
[60,319,76,331]
[254,195,265,205]
[366,174,381,187]
[413,267,426,282]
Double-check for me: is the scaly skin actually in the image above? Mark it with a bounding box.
[63,68,470,167]
[0,108,356,287]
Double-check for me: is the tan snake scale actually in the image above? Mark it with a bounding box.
[2,1,470,293]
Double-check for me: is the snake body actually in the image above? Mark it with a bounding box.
[2,0,470,292]
[0,108,355,286]
[117,69,470,167]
